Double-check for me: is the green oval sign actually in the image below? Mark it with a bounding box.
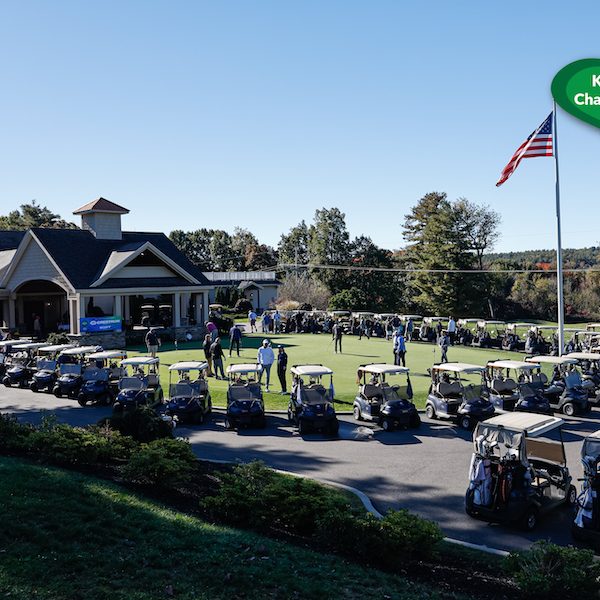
[552,59,600,128]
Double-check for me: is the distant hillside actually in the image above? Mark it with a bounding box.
[484,247,600,268]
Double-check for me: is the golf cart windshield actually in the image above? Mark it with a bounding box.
[300,384,329,405]
[37,360,56,371]
[582,436,600,461]
[463,384,485,403]
[60,364,82,376]
[169,382,200,398]
[83,368,109,382]
[381,383,412,401]
[119,376,145,391]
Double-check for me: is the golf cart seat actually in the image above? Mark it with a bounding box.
[531,372,548,385]
[147,373,159,387]
[437,381,461,397]
[361,384,383,401]
[491,378,517,394]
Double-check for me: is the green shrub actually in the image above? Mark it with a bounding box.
[0,413,34,452]
[29,422,135,466]
[122,438,197,490]
[44,332,71,345]
[316,509,442,563]
[204,461,358,536]
[505,540,600,599]
[99,406,173,442]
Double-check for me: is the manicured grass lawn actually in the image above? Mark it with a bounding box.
[128,333,522,410]
[0,456,461,600]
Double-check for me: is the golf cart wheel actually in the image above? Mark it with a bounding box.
[53,388,62,398]
[459,416,471,430]
[353,406,362,421]
[298,419,307,435]
[410,413,421,428]
[30,382,39,393]
[382,419,393,432]
[224,418,233,430]
[195,411,205,425]
[562,402,575,417]
[329,420,339,436]
[77,398,87,407]
[206,400,212,415]
[520,507,538,531]
[3,378,11,388]
[101,393,112,407]
[567,485,577,506]
[425,404,435,419]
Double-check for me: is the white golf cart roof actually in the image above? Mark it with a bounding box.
[482,412,564,437]
[586,429,600,441]
[458,318,481,324]
[359,363,409,375]
[400,314,422,320]
[169,361,208,371]
[565,352,600,362]
[531,325,556,331]
[226,363,263,375]
[487,360,540,371]
[378,313,397,319]
[477,320,505,327]
[525,355,578,366]
[121,357,160,366]
[431,362,485,374]
[291,364,334,377]
[587,323,600,329]
[87,350,128,360]
[329,310,350,315]
[60,345,102,356]
[38,344,75,353]
[424,316,445,322]
[11,342,48,350]
[353,312,375,318]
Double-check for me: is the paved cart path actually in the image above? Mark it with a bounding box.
[2,386,599,552]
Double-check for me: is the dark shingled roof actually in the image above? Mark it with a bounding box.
[73,197,130,215]
[94,277,195,289]
[0,230,26,251]
[30,228,209,289]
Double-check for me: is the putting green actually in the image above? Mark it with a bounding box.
[129,332,520,410]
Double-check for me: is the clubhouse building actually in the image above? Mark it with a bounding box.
[0,198,215,346]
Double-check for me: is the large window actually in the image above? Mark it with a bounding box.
[128,294,173,327]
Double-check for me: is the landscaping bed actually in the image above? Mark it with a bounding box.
[1,412,598,599]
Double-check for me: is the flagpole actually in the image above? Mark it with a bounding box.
[553,101,565,355]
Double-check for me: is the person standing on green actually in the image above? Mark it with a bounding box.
[277,345,288,394]
[332,321,343,353]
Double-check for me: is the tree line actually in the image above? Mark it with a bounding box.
[3,198,600,320]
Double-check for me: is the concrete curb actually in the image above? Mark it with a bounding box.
[196,455,511,557]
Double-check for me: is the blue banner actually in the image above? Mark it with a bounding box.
[80,316,122,333]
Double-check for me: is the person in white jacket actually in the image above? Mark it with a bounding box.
[257,339,275,391]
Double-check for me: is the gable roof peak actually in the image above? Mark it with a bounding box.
[73,197,130,215]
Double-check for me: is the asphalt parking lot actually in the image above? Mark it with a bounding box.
[2,385,598,553]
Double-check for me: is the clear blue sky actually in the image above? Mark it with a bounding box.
[1,0,599,253]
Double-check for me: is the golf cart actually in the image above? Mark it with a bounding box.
[225,363,265,430]
[426,363,495,429]
[0,339,32,377]
[112,357,164,412]
[52,346,102,398]
[465,412,576,531]
[502,323,534,352]
[565,352,600,407]
[524,356,589,416]
[353,364,420,431]
[472,321,505,349]
[572,429,600,549]
[485,360,552,414]
[165,361,212,425]
[77,367,114,406]
[419,317,444,342]
[2,342,47,387]
[87,350,128,394]
[288,364,339,435]
[29,344,75,392]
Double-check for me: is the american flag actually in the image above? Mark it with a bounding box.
[496,113,553,187]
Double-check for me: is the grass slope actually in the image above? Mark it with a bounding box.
[129,334,520,410]
[0,456,461,600]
